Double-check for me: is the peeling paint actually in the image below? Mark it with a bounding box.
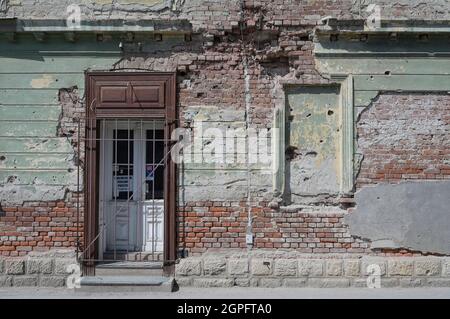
[30,74,55,89]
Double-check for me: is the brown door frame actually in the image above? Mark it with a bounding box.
[83,71,177,275]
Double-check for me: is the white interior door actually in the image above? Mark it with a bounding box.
[100,120,165,255]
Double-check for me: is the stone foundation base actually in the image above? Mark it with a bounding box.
[175,251,450,288]
[0,250,77,287]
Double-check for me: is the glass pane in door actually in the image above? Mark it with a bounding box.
[145,129,164,200]
[112,129,134,200]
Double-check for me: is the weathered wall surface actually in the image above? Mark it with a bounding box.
[0,0,449,290]
[285,85,341,204]
[346,93,450,254]
[356,93,450,187]
[316,33,450,256]
[175,252,450,288]
[353,0,450,19]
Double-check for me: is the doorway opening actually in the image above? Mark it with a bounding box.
[99,120,166,261]
[82,72,177,274]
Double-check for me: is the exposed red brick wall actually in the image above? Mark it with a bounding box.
[178,201,369,255]
[356,93,450,188]
[0,193,83,257]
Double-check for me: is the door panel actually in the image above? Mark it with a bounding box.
[100,120,165,255]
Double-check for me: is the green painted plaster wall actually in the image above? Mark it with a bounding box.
[0,34,121,205]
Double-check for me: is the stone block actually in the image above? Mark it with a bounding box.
[259,278,283,288]
[176,258,202,276]
[283,278,307,288]
[425,278,450,287]
[54,259,76,275]
[27,258,53,274]
[344,260,361,277]
[443,259,450,277]
[274,259,297,276]
[388,260,414,276]
[298,259,323,277]
[174,277,193,287]
[326,260,343,276]
[203,258,226,276]
[39,276,66,288]
[13,276,38,287]
[361,258,386,276]
[234,278,250,287]
[251,259,273,276]
[380,278,400,288]
[193,278,234,288]
[308,278,350,288]
[0,276,12,287]
[351,279,369,288]
[6,260,25,275]
[228,259,249,276]
[400,278,425,288]
[415,259,441,276]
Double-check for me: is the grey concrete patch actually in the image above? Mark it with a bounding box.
[346,181,450,255]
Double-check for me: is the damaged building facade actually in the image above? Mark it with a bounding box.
[0,0,449,290]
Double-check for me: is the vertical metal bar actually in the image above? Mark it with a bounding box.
[139,119,144,261]
[114,118,118,261]
[76,120,80,259]
[152,119,156,259]
[101,119,106,262]
[127,119,130,259]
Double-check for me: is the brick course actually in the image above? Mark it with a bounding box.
[356,93,450,188]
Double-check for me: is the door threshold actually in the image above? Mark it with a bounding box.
[102,251,164,262]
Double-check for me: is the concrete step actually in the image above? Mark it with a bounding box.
[95,261,164,276]
[79,276,175,292]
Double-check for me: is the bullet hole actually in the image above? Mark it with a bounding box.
[196,92,205,98]
[7,176,17,183]
[385,71,391,76]
[303,177,310,181]
[370,75,374,80]
[305,151,318,157]
[285,145,300,160]
[0,155,5,161]
[419,34,429,42]
[319,140,324,143]
[306,113,312,118]
[327,110,334,116]
[154,33,163,41]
